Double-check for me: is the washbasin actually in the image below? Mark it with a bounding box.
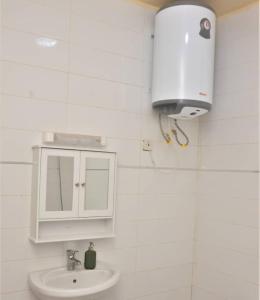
[29,262,120,300]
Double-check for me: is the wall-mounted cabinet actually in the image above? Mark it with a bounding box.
[30,146,116,243]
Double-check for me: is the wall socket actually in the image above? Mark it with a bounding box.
[142,139,152,151]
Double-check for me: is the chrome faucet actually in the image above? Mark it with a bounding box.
[66,250,81,271]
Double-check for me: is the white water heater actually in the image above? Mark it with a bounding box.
[152,1,216,119]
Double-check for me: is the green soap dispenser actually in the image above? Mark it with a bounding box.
[84,242,96,270]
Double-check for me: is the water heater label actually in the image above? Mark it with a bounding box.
[199,18,211,39]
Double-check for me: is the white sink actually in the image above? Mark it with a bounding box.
[29,262,120,300]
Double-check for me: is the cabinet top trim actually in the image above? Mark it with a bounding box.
[32,145,116,154]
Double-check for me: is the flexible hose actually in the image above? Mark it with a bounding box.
[171,119,189,148]
[159,113,171,144]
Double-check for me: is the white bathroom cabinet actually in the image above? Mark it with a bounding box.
[30,146,116,243]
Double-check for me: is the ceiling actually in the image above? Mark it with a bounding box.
[137,0,257,16]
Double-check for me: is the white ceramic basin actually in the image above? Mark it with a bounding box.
[29,262,120,300]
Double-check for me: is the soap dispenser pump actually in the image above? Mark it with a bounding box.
[84,242,96,270]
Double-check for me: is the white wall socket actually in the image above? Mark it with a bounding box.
[142,139,152,151]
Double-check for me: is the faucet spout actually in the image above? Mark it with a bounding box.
[66,250,81,271]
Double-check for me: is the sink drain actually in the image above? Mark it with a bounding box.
[73,279,77,284]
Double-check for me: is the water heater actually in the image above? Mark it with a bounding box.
[152,1,216,119]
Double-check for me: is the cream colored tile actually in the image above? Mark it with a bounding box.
[132,264,192,298]
[2,95,68,131]
[199,117,258,146]
[71,0,145,32]
[136,241,193,271]
[215,34,258,69]
[1,164,32,196]
[1,228,64,261]
[116,194,139,223]
[3,29,69,71]
[192,286,226,300]
[135,288,191,300]
[3,0,70,40]
[117,168,140,195]
[200,144,258,171]
[196,220,258,256]
[198,172,258,199]
[193,264,259,300]
[214,62,258,96]
[1,196,31,228]
[106,138,140,166]
[68,74,142,113]
[195,242,258,284]
[1,291,37,300]
[3,62,68,101]
[198,195,258,228]
[69,44,124,81]
[137,218,194,245]
[202,89,258,121]
[1,129,41,162]
[68,104,141,139]
[139,169,197,195]
[138,194,194,220]
[70,15,143,58]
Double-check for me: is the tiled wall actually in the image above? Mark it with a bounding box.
[192,3,259,300]
[0,1,199,300]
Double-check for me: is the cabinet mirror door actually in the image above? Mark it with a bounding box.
[79,152,115,217]
[39,149,80,219]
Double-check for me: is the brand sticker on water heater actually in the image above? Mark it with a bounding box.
[199,18,211,39]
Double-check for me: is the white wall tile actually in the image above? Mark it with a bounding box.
[196,220,258,256]
[197,195,258,228]
[193,264,259,300]
[68,74,142,113]
[195,242,258,284]
[199,116,258,146]
[199,144,258,171]
[117,168,140,195]
[71,0,145,32]
[106,138,140,167]
[70,15,143,59]
[138,193,195,221]
[2,0,70,40]
[192,286,226,300]
[1,129,41,162]
[2,95,68,131]
[139,169,197,195]
[198,172,258,199]
[68,104,141,139]
[1,196,31,228]
[214,61,258,96]
[1,228,64,261]
[132,264,192,298]
[3,62,68,102]
[1,164,32,196]
[1,291,37,300]
[136,218,194,245]
[201,88,258,122]
[3,29,69,71]
[135,288,191,300]
[136,241,193,271]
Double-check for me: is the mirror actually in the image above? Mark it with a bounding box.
[84,158,110,211]
[46,156,74,212]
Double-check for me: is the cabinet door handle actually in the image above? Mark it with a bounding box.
[81,183,86,187]
[75,183,80,187]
